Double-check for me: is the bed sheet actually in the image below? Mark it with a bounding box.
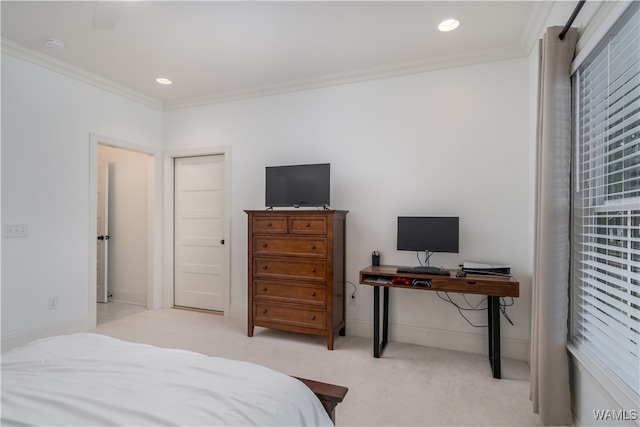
[1,333,333,426]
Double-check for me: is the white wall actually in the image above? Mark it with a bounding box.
[164,57,532,360]
[1,53,162,348]
[98,145,149,306]
[2,1,635,421]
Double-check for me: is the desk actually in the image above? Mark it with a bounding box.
[359,265,520,379]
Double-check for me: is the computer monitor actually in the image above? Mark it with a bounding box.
[396,216,459,253]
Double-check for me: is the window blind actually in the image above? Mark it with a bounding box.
[571,2,639,396]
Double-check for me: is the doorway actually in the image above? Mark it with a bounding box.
[97,144,150,309]
[89,133,161,329]
[173,155,227,312]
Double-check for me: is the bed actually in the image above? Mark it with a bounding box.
[1,333,347,426]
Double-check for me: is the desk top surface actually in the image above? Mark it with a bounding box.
[359,265,519,297]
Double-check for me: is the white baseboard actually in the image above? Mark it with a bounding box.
[109,289,146,306]
[1,316,91,352]
[347,318,529,361]
[229,304,529,361]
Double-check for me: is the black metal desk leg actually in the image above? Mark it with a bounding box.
[373,285,389,358]
[382,287,389,346]
[373,286,380,357]
[488,296,501,379]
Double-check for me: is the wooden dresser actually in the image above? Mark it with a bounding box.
[245,210,348,349]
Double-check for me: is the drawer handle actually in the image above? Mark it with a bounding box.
[262,287,268,292]
[311,315,316,320]
[262,265,268,270]
[262,243,267,247]
[311,268,316,273]
[311,245,316,250]
[467,281,477,285]
[267,223,272,227]
[305,223,310,227]
[311,292,316,297]
[262,309,268,314]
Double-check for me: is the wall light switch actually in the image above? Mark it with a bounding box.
[4,224,28,238]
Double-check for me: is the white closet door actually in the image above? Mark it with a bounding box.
[96,156,110,303]
[174,155,226,311]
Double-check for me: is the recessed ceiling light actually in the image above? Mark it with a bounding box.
[156,78,172,85]
[438,19,460,32]
[44,38,64,50]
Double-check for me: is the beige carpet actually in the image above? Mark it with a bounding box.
[93,306,541,426]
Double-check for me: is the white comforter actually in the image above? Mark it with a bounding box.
[1,333,333,426]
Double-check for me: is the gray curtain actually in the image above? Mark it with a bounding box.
[530,26,577,426]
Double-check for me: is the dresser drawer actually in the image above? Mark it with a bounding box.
[252,217,288,234]
[430,276,519,297]
[254,280,326,306]
[253,237,327,258]
[289,216,327,234]
[254,258,326,282]
[254,302,326,329]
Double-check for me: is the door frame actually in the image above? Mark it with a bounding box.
[88,133,163,328]
[164,147,232,315]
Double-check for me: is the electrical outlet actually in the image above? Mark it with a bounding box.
[349,293,357,305]
[4,224,28,238]
[48,296,58,310]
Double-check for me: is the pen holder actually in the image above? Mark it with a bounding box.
[372,254,380,266]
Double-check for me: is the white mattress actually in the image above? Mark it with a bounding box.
[1,333,333,426]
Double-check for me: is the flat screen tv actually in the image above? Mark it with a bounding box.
[397,216,459,253]
[265,163,330,208]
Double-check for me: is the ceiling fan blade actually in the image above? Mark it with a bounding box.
[91,1,125,31]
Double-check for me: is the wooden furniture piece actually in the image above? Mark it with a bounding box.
[246,209,348,350]
[359,265,520,378]
[296,377,349,424]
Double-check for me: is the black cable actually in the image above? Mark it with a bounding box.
[437,292,488,327]
[346,280,357,300]
[559,0,586,41]
[416,250,435,267]
[500,296,514,308]
[436,293,516,327]
[500,297,514,325]
[501,305,514,326]
[463,294,486,310]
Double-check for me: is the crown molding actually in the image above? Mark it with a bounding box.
[3,37,528,112]
[163,44,528,110]
[519,0,555,55]
[1,38,163,111]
